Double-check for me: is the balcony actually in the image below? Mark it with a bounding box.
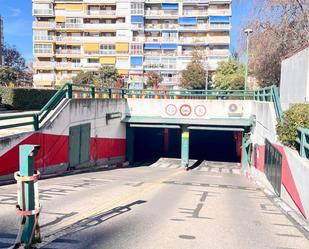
[34,48,53,55]
[131,23,144,30]
[144,23,178,30]
[56,23,83,29]
[209,23,231,30]
[83,63,101,69]
[55,50,81,56]
[86,10,116,16]
[182,10,208,16]
[33,36,55,42]
[178,24,208,31]
[56,62,82,69]
[55,36,83,43]
[145,10,178,17]
[83,50,116,56]
[33,61,55,68]
[33,74,55,83]
[144,51,178,56]
[208,36,230,44]
[33,9,54,16]
[144,63,176,70]
[33,21,55,29]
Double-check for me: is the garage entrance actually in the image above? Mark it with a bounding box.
[126,124,245,167]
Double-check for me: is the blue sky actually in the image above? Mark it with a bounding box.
[0,0,253,61]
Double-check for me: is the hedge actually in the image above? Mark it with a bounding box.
[277,104,309,148]
[0,87,57,110]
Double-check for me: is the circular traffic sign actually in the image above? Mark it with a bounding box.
[165,104,177,116]
[194,105,207,117]
[180,104,192,117]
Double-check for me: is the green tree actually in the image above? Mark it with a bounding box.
[95,66,119,87]
[0,66,18,87]
[146,71,163,88]
[180,49,206,89]
[1,44,32,86]
[213,59,245,90]
[72,71,96,85]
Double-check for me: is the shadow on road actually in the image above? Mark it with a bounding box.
[42,200,147,247]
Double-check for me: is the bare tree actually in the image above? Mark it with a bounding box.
[239,0,309,86]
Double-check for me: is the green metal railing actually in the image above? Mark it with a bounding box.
[0,83,282,132]
[296,128,309,159]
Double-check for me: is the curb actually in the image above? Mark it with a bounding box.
[0,161,129,186]
[251,175,309,234]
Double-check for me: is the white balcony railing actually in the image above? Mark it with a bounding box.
[56,62,82,68]
[33,36,54,42]
[145,10,178,16]
[33,21,55,29]
[33,74,55,82]
[55,50,81,55]
[33,61,55,68]
[34,49,53,54]
[33,9,54,15]
[86,10,116,16]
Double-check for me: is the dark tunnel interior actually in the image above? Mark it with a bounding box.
[131,127,241,164]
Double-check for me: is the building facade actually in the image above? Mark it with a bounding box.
[32,0,231,88]
[0,16,4,65]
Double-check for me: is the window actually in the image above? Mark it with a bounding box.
[131,3,144,15]
[130,43,143,55]
[100,44,115,54]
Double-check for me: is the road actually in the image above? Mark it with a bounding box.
[0,159,308,249]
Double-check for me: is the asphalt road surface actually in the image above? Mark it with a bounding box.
[0,159,308,249]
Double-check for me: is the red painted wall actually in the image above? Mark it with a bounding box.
[254,144,306,218]
[0,133,126,176]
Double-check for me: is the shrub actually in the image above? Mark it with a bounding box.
[0,87,57,110]
[277,104,309,148]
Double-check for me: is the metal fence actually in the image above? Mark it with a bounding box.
[0,83,282,132]
[296,128,309,159]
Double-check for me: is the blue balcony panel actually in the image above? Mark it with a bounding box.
[130,56,143,66]
[161,3,179,9]
[131,16,144,24]
[144,44,161,50]
[209,16,230,24]
[161,44,177,50]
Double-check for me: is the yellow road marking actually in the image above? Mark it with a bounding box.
[44,170,183,238]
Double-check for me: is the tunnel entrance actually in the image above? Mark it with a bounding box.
[127,125,242,166]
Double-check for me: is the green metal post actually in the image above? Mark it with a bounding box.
[241,133,251,175]
[33,114,39,131]
[121,89,125,99]
[181,126,189,167]
[300,129,306,157]
[108,88,112,99]
[19,145,40,244]
[67,84,73,99]
[91,86,95,99]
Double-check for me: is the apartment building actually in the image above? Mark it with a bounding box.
[0,16,4,65]
[32,0,231,88]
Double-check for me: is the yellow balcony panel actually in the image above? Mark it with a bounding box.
[55,54,82,58]
[84,43,100,52]
[35,54,54,58]
[55,4,83,11]
[118,69,128,75]
[55,16,65,22]
[100,57,116,65]
[115,43,129,53]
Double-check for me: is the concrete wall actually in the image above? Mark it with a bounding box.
[250,101,309,220]
[0,99,126,181]
[126,99,253,120]
[280,46,309,110]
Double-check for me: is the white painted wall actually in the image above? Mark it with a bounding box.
[250,101,278,145]
[126,99,253,120]
[42,99,126,139]
[280,46,309,110]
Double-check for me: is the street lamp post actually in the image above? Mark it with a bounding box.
[244,28,253,92]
